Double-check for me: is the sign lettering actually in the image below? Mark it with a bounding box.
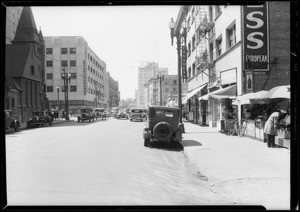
[243,3,269,71]
[182,46,187,79]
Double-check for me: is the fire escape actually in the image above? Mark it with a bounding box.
[194,8,215,75]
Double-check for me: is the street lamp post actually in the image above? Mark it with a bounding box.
[62,66,71,120]
[56,86,59,110]
[157,74,164,106]
[169,17,188,132]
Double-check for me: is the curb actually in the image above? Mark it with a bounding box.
[19,118,73,130]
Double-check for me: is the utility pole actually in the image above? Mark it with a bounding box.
[62,66,70,120]
[57,86,59,110]
[158,74,164,106]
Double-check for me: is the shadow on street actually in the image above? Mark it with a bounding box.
[148,142,183,152]
[180,139,202,147]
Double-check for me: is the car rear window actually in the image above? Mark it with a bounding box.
[155,110,174,117]
[132,109,142,113]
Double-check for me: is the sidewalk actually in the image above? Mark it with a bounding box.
[179,122,290,209]
[19,117,75,130]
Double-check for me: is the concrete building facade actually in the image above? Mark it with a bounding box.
[44,36,118,111]
[137,62,168,108]
[144,75,178,107]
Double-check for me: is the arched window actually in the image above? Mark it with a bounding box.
[30,66,34,75]
[25,81,28,106]
[30,82,33,106]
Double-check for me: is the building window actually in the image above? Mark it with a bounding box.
[61,60,68,67]
[188,42,191,55]
[70,73,77,79]
[47,86,53,92]
[12,98,15,107]
[62,86,67,92]
[188,67,191,79]
[30,82,33,106]
[46,48,52,54]
[215,6,221,16]
[46,61,53,67]
[173,87,177,92]
[35,83,37,106]
[61,48,68,54]
[70,86,77,92]
[173,80,177,85]
[192,35,196,51]
[192,63,195,76]
[227,23,236,49]
[46,73,53,79]
[69,48,76,54]
[70,60,76,67]
[216,36,222,56]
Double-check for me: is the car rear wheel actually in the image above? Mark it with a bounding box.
[144,138,150,147]
[153,122,173,142]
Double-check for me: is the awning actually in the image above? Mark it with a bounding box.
[199,84,237,100]
[182,84,207,104]
[234,90,269,105]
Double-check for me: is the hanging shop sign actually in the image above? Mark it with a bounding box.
[182,45,187,79]
[243,3,269,71]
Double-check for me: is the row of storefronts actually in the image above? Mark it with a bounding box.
[170,3,291,148]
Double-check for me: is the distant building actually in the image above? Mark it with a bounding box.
[5,6,48,123]
[144,75,178,107]
[44,36,115,110]
[5,7,23,44]
[107,72,120,109]
[138,62,168,108]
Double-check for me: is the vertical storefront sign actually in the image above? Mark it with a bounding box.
[182,45,187,79]
[243,3,269,71]
[83,59,86,95]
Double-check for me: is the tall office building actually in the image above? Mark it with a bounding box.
[137,62,168,108]
[44,36,110,110]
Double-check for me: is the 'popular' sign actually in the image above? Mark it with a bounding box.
[243,3,269,71]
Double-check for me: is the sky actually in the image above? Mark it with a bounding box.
[31,6,181,99]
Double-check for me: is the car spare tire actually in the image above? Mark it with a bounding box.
[153,122,173,142]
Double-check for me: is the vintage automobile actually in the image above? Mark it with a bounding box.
[130,108,147,122]
[94,108,108,120]
[5,110,20,132]
[116,111,129,119]
[27,111,53,128]
[77,108,95,122]
[143,106,182,147]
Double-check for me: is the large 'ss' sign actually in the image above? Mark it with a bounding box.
[243,3,269,71]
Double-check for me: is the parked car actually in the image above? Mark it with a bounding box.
[27,111,53,128]
[94,108,108,120]
[77,108,95,122]
[143,106,182,147]
[5,110,20,132]
[116,111,129,119]
[130,108,147,122]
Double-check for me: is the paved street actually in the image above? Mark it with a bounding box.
[5,118,290,209]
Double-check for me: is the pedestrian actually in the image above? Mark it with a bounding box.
[263,109,287,148]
